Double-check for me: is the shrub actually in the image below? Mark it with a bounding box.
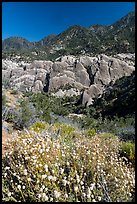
[10,89,19,95]
[2,94,7,107]
[84,128,96,137]
[3,79,10,89]
[119,141,135,164]
[15,99,33,129]
[31,121,49,133]
[2,123,135,202]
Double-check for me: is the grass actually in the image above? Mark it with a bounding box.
[2,122,135,202]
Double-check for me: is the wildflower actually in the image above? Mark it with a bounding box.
[4,173,7,177]
[54,190,61,198]
[42,193,48,201]
[98,196,102,201]
[52,176,57,181]
[90,183,95,191]
[39,163,42,167]
[60,168,64,174]
[66,161,70,166]
[17,185,21,190]
[8,192,12,197]
[87,193,91,199]
[80,181,84,185]
[22,186,25,189]
[38,194,41,199]
[74,185,78,192]
[48,175,52,181]
[5,166,10,170]
[27,177,31,182]
[44,164,48,172]
[65,193,68,198]
[62,179,67,186]
[23,169,27,175]
[46,148,49,152]
[42,174,47,179]
[39,149,43,154]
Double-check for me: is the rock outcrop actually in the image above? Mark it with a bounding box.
[2,53,135,105]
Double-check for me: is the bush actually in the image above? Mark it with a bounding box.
[84,128,96,137]
[119,141,135,164]
[14,99,33,129]
[2,122,135,202]
[2,94,7,107]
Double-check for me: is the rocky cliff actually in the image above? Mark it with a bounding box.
[2,53,135,106]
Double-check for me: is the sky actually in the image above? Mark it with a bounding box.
[2,2,135,42]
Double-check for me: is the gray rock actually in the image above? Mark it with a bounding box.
[2,54,135,106]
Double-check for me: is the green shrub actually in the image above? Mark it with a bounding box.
[2,94,7,107]
[85,128,96,137]
[10,89,18,95]
[119,141,135,164]
[31,121,48,133]
[15,99,33,129]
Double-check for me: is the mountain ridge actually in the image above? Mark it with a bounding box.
[2,11,135,60]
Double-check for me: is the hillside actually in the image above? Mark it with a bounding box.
[2,11,135,61]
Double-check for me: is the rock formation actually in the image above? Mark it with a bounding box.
[2,53,135,106]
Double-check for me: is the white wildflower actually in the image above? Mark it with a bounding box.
[98,196,102,201]
[23,169,27,176]
[44,164,48,172]
[54,190,61,198]
[74,185,78,192]
[66,161,70,166]
[42,174,47,179]
[46,148,49,152]
[48,175,52,181]
[42,193,48,201]
[62,179,67,186]
[90,183,95,191]
[4,173,7,177]
[39,149,43,154]
[39,163,42,167]
[60,168,64,174]
[27,177,31,182]
[17,185,21,190]
[5,166,10,170]
[80,181,84,185]
[8,192,12,197]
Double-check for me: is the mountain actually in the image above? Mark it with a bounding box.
[2,37,34,50]
[2,11,135,60]
[34,34,57,47]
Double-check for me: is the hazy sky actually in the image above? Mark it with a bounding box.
[2,2,135,42]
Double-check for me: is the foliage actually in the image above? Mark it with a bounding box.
[3,79,10,89]
[2,122,135,202]
[14,99,34,129]
[2,94,7,107]
[119,141,135,164]
[84,128,96,137]
[92,72,135,117]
